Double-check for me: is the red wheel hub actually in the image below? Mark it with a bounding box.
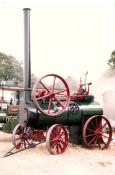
[94,128,102,137]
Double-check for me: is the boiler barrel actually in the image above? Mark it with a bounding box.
[80,101,103,116]
[27,101,103,129]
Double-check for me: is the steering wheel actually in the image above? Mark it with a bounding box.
[31,74,70,116]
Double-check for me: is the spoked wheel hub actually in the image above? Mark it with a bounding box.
[94,128,103,137]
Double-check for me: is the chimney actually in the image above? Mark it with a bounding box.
[19,8,31,125]
[23,8,31,103]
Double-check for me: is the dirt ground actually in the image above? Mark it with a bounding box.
[0,131,115,175]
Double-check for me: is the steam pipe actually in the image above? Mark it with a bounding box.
[23,8,31,103]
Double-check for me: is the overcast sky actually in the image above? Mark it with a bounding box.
[0,0,115,85]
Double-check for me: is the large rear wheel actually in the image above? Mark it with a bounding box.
[83,116,112,150]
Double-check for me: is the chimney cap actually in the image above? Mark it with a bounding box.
[23,8,31,11]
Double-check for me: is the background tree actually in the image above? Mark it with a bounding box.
[108,51,115,69]
[0,52,23,84]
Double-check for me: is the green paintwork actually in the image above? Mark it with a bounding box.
[36,95,103,126]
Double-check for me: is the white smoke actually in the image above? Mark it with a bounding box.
[93,69,115,120]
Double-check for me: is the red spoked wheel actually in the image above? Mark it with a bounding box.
[46,124,69,154]
[83,116,112,150]
[12,124,34,149]
[31,74,70,116]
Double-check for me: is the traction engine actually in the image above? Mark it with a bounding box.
[12,73,112,155]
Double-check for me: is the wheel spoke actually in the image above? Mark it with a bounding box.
[85,133,95,138]
[25,139,32,145]
[59,131,65,138]
[53,96,65,109]
[86,127,94,132]
[97,137,101,149]
[55,89,67,95]
[51,129,57,138]
[40,80,51,93]
[88,135,96,145]
[50,140,57,148]
[55,127,60,136]
[50,138,56,143]
[95,116,98,128]
[52,76,56,92]
[36,94,50,100]
[24,127,27,133]
[93,137,98,148]
[99,119,102,128]
[58,143,63,152]
[90,120,96,130]
[105,129,111,132]
[57,126,62,135]
[48,98,52,114]
[56,144,59,154]
[102,122,107,129]
[102,134,109,139]
[26,127,31,133]
[23,140,27,148]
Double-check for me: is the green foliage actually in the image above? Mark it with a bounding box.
[0,52,23,84]
[108,51,115,69]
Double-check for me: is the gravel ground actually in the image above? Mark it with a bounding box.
[0,131,115,175]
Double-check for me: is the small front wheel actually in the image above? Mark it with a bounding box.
[46,124,69,154]
[12,124,34,149]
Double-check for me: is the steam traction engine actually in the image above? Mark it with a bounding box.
[12,73,112,155]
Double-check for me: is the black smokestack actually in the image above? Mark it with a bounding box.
[23,8,31,102]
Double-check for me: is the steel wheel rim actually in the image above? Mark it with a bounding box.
[83,115,112,150]
[12,124,33,149]
[31,74,70,116]
[46,124,69,154]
